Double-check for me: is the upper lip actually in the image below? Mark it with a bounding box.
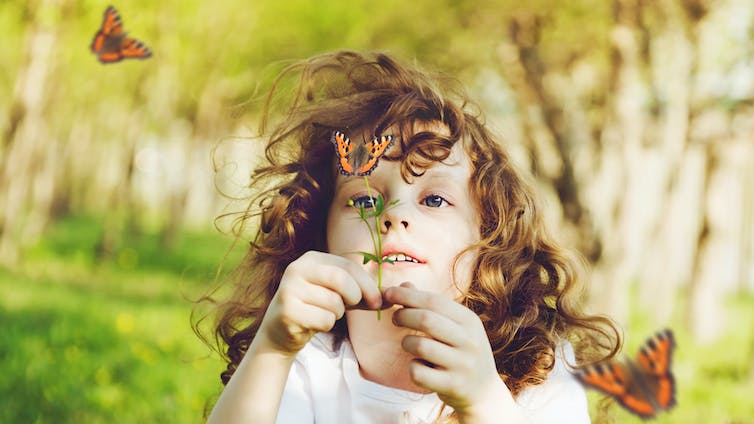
[380,244,425,263]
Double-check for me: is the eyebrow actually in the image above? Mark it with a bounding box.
[334,163,468,193]
[421,166,468,185]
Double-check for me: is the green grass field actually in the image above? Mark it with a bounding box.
[1,216,752,423]
[0,216,236,423]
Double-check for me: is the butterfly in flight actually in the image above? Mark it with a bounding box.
[91,5,152,64]
[575,329,676,420]
[331,130,394,176]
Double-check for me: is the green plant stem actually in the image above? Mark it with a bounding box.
[362,176,382,320]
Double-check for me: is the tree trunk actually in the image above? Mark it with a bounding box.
[0,5,59,265]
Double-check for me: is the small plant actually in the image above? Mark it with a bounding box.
[330,130,397,318]
[348,176,398,319]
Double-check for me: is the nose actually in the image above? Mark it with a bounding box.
[380,206,409,233]
[382,219,408,231]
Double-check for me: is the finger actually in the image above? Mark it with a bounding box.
[298,284,346,320]
[401,334,460,370]
[392,308,466,347]
[299,252,382,309]
[346,295,395,311]
[383,282,470,324]
[408,358,457,395]
[333,255,383,309]
[303,263,366,307]
[285,299,339,333]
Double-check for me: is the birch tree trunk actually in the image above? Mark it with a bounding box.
[494,0,753,344]
[0,1,60,265]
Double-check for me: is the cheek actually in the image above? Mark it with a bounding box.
[325,210,347,252]
[451,249,478,293]
[326,209,372,253]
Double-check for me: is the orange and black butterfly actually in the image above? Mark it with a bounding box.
[575,329,676,420]
[91,5,152,64]
[331,130,394,176]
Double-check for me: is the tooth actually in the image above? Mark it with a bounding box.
[388,254,398,262]
[397,253,406,262]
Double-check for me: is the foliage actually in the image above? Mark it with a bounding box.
[0,215,241,423]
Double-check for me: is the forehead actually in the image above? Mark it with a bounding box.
[334,121,471,186]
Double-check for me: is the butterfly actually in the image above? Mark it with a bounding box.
[91,6,152,64]
[331,130,394,176]
[575,329,676,420]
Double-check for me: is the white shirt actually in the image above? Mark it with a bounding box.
[275,333,590,424]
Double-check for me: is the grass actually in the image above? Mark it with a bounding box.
[587,291,754,423]
[2,215,753,423]
[0,215,242,423]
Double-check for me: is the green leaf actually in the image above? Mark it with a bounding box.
[375,194,385,215]
[388,199,399,206]
[364,209,379,219]
[359,251,381,264]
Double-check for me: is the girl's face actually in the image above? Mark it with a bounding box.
[326,128,481,299]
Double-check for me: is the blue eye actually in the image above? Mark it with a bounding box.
[422,194,448,208]
[350,195,376,209]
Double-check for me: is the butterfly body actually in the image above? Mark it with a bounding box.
[575,329,676,420]
[331,130,394,176]
[91,6,152,64]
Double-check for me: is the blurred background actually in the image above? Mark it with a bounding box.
[1,0,752,422]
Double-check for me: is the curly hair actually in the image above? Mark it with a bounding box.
[202,50,619,398]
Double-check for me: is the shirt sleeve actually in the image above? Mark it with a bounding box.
[515,342,590,424]
[275,357,315,424]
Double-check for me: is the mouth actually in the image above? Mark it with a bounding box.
[381,251,424,264]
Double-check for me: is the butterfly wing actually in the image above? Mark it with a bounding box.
[332,131,355,175]
[91,6,123,54]
[119,38,152,60]
[355,135,394,175]
[576,329,677,420]
[91,6,152,63]
[634,329,676,412]
[577,361,659,419]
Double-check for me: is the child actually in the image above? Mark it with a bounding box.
[204,51,619,423]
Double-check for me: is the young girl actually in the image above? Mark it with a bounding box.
[204,51,619,423]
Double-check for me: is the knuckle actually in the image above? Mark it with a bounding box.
[326,266,347,289]
[300,250,319,260]
[345,260,365,277]
[278,296,297,318]
[409,361,423,381]
[417,312,435,332]
[295,251,320,268]
[284,258,304,276]
[328,292,346,316]
[320,312,337,331]
[277,284,295,302]
[425,296,443,312]
[413,338,431,357]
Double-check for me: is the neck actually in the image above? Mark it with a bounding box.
[346,307,430,393]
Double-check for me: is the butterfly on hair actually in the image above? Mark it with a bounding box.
[91,5,152,64]
[574,329,676,420]
[331,130,394,176]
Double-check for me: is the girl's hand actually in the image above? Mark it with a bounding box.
[256,251,383,356]
[384,282,529,424]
